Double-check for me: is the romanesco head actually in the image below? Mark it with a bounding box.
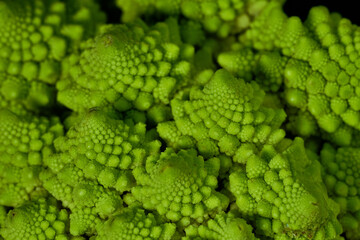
[49,110,160,192]
[57,19,193,113]
[132,148,229,224]
[184,211,258,240]
[158,69,286,158]
[321,144,360,239]
[0,109,63,207]
[229,138,343,239]
[40,165,123,236]
[0,0,105,84]
[239,4,360,146]
[218,49,289,92]
[94,206,177,240]
[0,198,70,240]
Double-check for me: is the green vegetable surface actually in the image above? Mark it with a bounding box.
[0,0,359,239]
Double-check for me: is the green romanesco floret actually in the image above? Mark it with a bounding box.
[40,164,123,236]
[238,2,290,51]
[184,211,258,239]
[158,69,286,158]
[235,3,360,146]
[0,197,70,240]
[218,48,289,92]
[57,18,194,114]
[132,148,229,225]
[0,0,105,84]
[50,110,160,193]
[0,73,55,115]
[0,0,105,116]
[39,110,163,236]
[229,138,343,239]
[283,56,360,146]
[115,0,286,38]
[0,109,63,207]
[217,48,258,80]
[93,206,177,240]
[320,144,360,240]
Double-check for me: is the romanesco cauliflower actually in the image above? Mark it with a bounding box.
[1,0,359,240]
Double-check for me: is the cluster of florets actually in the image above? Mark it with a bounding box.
[1,0,360,240]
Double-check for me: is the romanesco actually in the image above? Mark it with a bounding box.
[0,109,63,207]
[222,3,360,146]
[0,197,70,240]
[184,211,258,239]
[321,144,360,239]
[1,0,360,239]
[132,148,229,224]
[115,0,286,38]
[158,69,286,158]
[229,138,343,239]
[93,206,177,240]
[57,18,194,115]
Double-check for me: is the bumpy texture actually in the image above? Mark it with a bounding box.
[0,198,70,240]
[116,0,286,38]
[184,211,258,239]
[57,18,194,113]
[40,165,123,236]
[218,48,288,92]
[39,110,162,236]
[0,109,63,207]
[94,206,177,240]
[0,0,105,82]
[229,138,343,239]
[49,110,160,192]
[132,148,229,225]
[158,69,286,158]
[0,0,105,115]
[321,144,360,240]
[2,1,360,240]
[237,3,360,146]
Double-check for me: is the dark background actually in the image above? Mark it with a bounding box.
[100,0,358,24]
[284,0,357,22]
